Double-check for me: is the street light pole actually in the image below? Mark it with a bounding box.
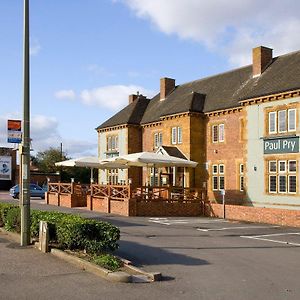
[20,0,31,246]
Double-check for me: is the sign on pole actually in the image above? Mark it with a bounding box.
[7,119,22,143]
[0,156,12,181]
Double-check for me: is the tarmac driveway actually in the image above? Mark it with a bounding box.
[1,192,300,300]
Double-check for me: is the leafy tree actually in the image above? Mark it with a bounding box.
[33,147,91,183]
[35,147,68,173]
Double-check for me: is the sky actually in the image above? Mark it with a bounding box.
[1,0,300,158]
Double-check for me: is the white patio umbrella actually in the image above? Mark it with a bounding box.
[109,152,198,168]
[55,156,128,169]
[103,152,198,186]
[55,156,128,183]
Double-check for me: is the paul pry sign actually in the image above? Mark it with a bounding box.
[264,136,299,154]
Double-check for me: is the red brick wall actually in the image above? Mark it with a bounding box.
[205,203,300,227]
[206,110,246,203]
[135,201,202,217]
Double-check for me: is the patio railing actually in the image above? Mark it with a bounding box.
[132,186,206,202]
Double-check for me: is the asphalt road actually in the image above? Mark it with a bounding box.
[1,191,300,300]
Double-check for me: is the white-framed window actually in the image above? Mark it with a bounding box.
[219,124,225,142]
[269,175,277,193]
[212,165,218,175]
[154,132,163,148]
[171,127,182,144]
[171,127,177,144]
[211,164,225,191]
[177,127,182,144]
[268,108,297,134]
[269,161,277,173]
[267,159,297,194]
[269,112,277,134]
[212,124,225,143]
[107,135,118,151]
[288,109,296,132]
[278,160,286,173]
[107,169,118,185]
[212,125,218,143]
[278,110,287,133]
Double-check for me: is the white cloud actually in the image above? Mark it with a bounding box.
[120,0,300,66]
[80,84,154,110]
[30,38,41,56]
[54,89,76,100]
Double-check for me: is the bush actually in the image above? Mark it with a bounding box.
[4,206,21,232]
[92,254,123,271]
[0,203,17,227]
[56,218,120,253]
[0,204,120,254]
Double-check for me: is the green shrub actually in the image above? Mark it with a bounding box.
[0,203,17,227]
[92,254,123,271]
[56,218,120,253]
[0,204,120,253]
[4,206,21,232]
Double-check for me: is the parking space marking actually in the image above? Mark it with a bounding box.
[240,232,300,246]
[197,225,280,232]
[148,217,229,226]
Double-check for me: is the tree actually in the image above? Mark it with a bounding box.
[35,147,68,173]
[33,147,91,183]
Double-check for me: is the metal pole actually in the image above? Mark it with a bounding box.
[222,192,225,219]
[20,0,31,246]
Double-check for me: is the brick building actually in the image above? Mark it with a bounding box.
[96,46,300,210]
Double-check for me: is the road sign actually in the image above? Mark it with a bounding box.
[7,119,22,143]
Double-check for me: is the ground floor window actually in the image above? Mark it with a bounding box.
[107,169,118,185]
[267,159,297,194]
[212,164,225,191]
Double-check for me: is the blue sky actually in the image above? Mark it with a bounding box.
[1,0,300,158]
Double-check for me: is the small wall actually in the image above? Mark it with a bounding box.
[46,192,87,208]
[135,201,203,217]
[205,202,300,227]
[88,196,131,216]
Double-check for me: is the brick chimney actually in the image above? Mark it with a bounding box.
[160,77,175,101]
[252,46,273,77]
[128,94,138,104]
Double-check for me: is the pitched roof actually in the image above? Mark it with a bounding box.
[96,96,150,130]
[159,146,187,159]
[98,49,300,128]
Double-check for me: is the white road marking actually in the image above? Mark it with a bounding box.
[148,217,229,226]
[197,225,280,232]
[240,232,300,246]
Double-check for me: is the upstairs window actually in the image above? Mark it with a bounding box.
[171,127,182,144]
[212,124,225,143]
[154,132,163,148]
[107,135,118,151]
[268,108,297,134]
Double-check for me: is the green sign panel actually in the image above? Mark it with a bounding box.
[264,136,299,154]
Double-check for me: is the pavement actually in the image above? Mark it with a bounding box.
[1,191,300,300]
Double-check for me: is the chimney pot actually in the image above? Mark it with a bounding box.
[160,77,175,101]
[252,46,273,77]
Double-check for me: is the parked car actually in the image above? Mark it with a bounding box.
[9,184,46,199]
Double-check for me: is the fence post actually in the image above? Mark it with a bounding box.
[39,221,49,253]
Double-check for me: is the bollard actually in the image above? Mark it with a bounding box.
[39,221,49,253]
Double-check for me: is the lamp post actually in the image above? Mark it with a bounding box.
[20,0,31,246]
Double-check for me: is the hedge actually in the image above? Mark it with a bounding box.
[0,203,120,254]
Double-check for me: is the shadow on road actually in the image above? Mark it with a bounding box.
[116,240,209,267]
